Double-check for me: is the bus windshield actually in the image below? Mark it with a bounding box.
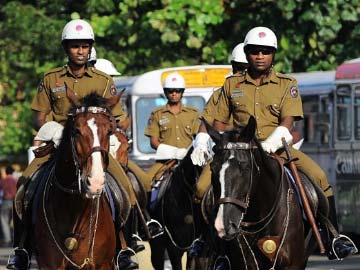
[135,95,205,153]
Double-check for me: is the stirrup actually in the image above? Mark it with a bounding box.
[116,247,138,270]
[147,219,164,238]
[330,234,358,261]
[213,255,231,270]
[131,234,143,242]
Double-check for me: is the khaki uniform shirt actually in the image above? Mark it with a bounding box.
[215,70,303,140]
[145,104,200,148]
[31,65,126,125]
[202,87,223,124]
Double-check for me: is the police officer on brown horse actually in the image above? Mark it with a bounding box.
[7,19,139,270]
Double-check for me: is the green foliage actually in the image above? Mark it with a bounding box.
[0,0,359,160]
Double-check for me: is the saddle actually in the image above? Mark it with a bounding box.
[149,160,178,213]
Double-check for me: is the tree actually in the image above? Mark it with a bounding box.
[0,0,359,159]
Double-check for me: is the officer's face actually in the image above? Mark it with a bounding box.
[66,40,91,66]
[165,88,184,104]
[246,46,274,72]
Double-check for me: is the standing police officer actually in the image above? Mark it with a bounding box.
[7,19,138,270]
[191,26,357,264]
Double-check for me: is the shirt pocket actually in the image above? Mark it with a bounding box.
[264,96,282,119]
[51,90,68,114]
[231,97,249,122]
[159,124,171,139]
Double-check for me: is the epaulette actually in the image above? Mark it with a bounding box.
[90,67,112,80]
[44,66,66,77]
[183,105,198,112]
[152,106,166,114]
[275,72,296,81]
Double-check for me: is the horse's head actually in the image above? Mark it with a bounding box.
[61,88,120,198]
[206,116,259,240]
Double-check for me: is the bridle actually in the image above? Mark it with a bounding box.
[215,142,259,210]
[53,106,116,195]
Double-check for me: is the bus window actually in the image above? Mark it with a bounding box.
[336,86,351,140]
[354,86,360,140]
[135,96,205,153]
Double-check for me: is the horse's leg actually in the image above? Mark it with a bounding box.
[166,242,184,270]
[150,236,166,270]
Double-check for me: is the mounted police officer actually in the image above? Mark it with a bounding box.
[191,26,357,268]
[189,42,249,270]
[144,72,200,182]
[7,19,139,270]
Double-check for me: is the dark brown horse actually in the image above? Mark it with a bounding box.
[34,92,130,270]
[204,117,328,270]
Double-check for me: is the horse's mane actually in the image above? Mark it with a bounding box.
[56,92,111,160]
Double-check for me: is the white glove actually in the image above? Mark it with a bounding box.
[34,121,64,147]
[27,146,39,164]
[154,144,189,160]
[191,132,214,166]
[261,126,293,153]
[109,134,121,158]
[292,138,304,150]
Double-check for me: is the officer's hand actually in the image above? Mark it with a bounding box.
[191,145,210,166]
[191,132,214,166]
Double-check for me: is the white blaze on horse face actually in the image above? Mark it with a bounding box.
[86,117,105,194]
[214,158,231,238]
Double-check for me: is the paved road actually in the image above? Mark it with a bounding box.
[0,244,359,269]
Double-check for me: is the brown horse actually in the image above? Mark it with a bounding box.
[204,116,328,270]
[34,92,130,270]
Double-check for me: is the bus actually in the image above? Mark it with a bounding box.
[293,59,360,238]
[114,63,360,239]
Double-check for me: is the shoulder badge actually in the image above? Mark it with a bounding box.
[290,86,299,98]
[109,84,117,96]
[147,114,154,126]
[37,80,45,93]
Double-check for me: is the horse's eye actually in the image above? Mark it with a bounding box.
[107,129,113,136]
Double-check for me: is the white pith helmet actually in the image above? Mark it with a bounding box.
[61,19,95,42]
[244,26,277,50]
[163,72,185,89]
[230,43,248,63]
[95,59,121,76]
[89,47,97,62]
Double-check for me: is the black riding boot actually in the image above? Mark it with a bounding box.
[326,196,358,260]
[116,216,139,270]
[7,203,31,270]
[128,207,145,253]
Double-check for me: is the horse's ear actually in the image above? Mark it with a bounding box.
[240,116,257,142]
[65,82,80,107]
[202,118,222,144]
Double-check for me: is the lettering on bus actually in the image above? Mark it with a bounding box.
[336,152,360,178]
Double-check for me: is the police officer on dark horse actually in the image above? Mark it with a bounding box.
[191,26,357,269]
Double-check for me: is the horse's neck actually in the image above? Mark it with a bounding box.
[249,154,282,215]
[54,143,78,182]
